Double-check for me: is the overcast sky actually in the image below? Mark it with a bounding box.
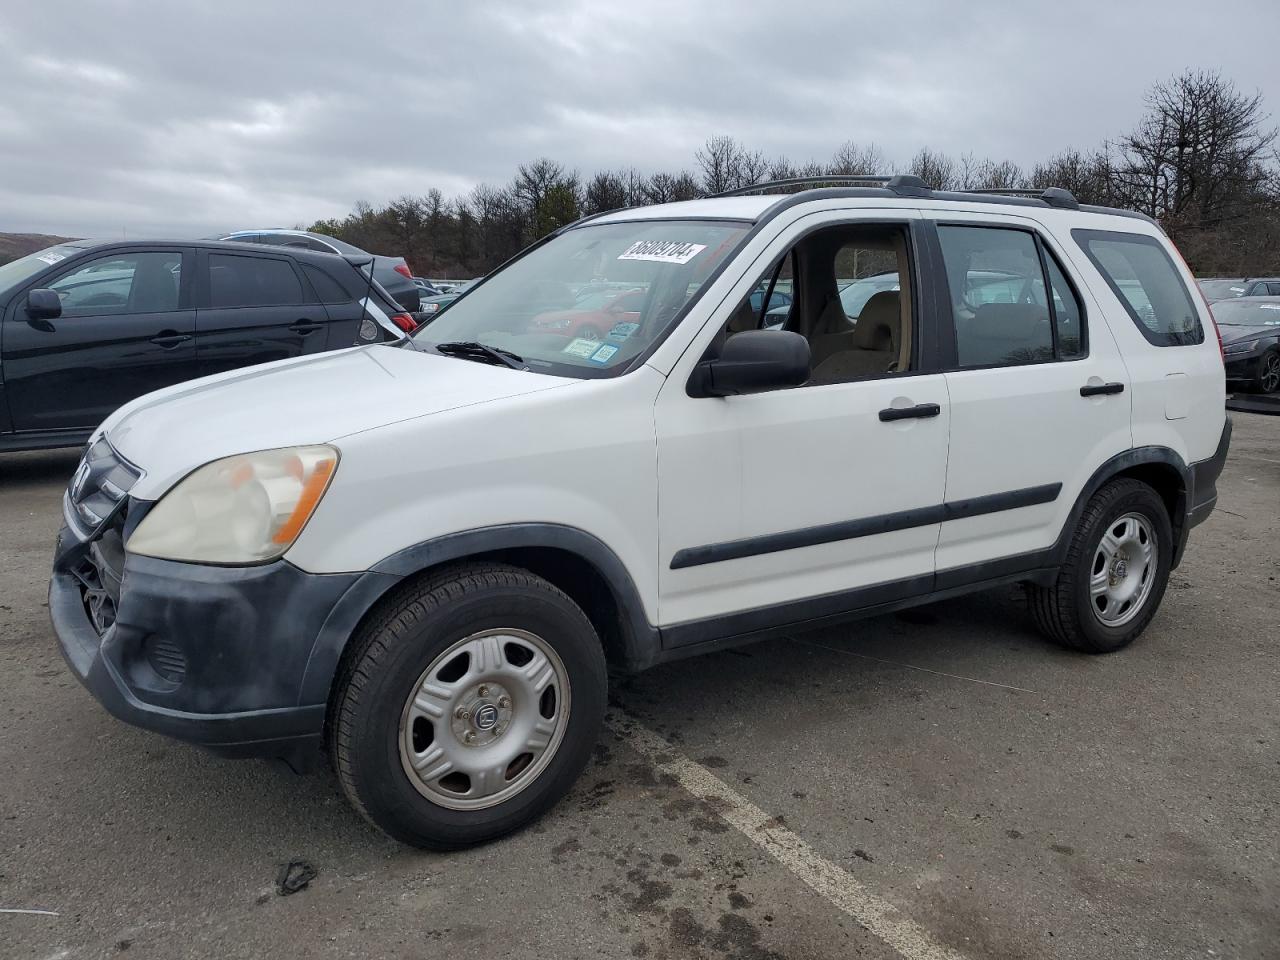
[1,0,1275,238]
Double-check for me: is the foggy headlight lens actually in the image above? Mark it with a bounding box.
[1223,339,1258,354]
[127,446,338,564]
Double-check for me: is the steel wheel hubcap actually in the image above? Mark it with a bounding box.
[1089,512,1157,627]
[399,628,570,810]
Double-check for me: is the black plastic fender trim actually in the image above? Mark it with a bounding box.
[314,524,663,675]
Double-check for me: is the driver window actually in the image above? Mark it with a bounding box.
[49,252,183,318]
[711,223,915,386]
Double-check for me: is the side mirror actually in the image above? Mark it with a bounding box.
[26,288,62,321]
[689,329,810,398]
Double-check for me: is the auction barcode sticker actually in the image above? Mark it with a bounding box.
[618,241,706,265]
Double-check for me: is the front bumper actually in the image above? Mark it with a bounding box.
[51,518,364,762]
[1224,353,1263,380]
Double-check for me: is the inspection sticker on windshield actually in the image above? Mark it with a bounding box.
[588,344,618,364]
[562,338,599,358]
[37,252,66,265]
[608,321,640,341]
[618,241,707,265]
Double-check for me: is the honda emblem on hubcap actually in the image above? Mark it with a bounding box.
[474,703,499,731]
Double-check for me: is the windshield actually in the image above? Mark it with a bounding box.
[1211,299,1280,326]
[1198,280,1249,300]
[412,219,750,376]
[0,245,82,293]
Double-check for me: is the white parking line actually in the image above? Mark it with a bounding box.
[606,711,969,960]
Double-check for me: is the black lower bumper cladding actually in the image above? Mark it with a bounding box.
[50,522,362,762]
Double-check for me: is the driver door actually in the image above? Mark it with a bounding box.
[3,248,196,433]
[653,209,951,640]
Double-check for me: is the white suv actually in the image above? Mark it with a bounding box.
[51,178,1230,848]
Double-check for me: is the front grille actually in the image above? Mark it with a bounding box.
[66,439,140,634]
[67,438,140,536]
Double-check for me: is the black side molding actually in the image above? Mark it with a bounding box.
[670,483,1062,569]
[1080,382,1125,397]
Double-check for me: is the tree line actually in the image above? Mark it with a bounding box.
[309,70,1279,278]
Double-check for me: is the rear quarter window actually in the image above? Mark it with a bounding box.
[1073,229,1203,346]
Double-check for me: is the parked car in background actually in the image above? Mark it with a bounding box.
[1212,296,1280,392]
[215,230,420,313]
[414,291,463,323]
[413,277,443,297]
[1198,277,1280,302]
[528,287,646,340]
[0,239,410,452]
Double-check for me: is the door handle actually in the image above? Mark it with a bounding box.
[289,320,324,335]
[149,333,192,348]
[878,402,941,422]
[1080,382,1125,397]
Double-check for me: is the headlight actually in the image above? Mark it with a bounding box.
[1223,339,1259,355]
[127,446,338,564]
[423,302,440,313]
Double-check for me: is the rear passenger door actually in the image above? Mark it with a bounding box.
[194,250,330,377]
[925,214,1132,582]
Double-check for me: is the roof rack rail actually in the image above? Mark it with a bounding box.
[957,186,1080,210]
[717,177,1081,210]
[714,174,930,198]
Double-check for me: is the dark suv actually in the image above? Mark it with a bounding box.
[0,239,410,453]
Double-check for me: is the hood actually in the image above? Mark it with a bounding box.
[1218,322,1280,344]
[106,345,573,498]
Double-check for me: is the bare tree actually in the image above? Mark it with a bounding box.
[827,141,887,176]
[908,147,958,190]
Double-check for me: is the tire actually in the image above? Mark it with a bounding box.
[329,563,607,849]
[1252,348,1280,394]
[1026,479,1173,653]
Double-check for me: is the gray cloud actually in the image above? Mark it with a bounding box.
[1,0,1274,237]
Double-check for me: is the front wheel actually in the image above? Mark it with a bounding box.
[330,563,607,848]
[1252,348,1280,394]
[1027,479,1173,653]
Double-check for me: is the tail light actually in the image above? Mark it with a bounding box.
[389,312,417,332]
[393,263,413,279]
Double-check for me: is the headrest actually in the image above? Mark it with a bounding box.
[850,290,900,350]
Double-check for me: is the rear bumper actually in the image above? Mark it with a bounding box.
[1186,416,1231,530]
[50,522,362,762]
[1172,417,1231,567]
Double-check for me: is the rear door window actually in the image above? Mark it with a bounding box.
[207,254,305,308]
[936,225,1086,368]
[1073,230,1203,346]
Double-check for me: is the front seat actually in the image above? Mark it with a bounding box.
[810,290,900,382]
[128,257,180,313]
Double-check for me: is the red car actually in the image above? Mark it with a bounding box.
[529,288,644,341]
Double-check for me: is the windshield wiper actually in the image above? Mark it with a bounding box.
[432,341,527,370]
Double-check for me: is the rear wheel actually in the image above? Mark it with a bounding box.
[1027,479,1172,653]
[330,563,607,848]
